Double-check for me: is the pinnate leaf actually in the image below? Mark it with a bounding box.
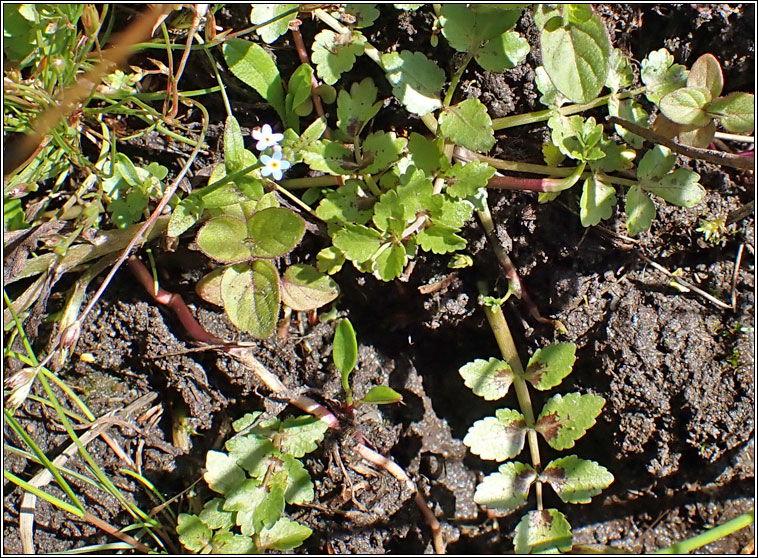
[258,518,313,551]
[281,454,314,504]
[535,392,605,450]
[524,342,576,390]
[278,415,329,458]
[221,261,281,338]
[382,50,444,116]
[333,223,382,263]
[541,455,614,504]
[225,434,276,479]
[280,264,339,311]
[463,408,527,461]
[177,514,212,552]
[447,161,496,199]
[416,225,466,255]
[459,358,514,400]
[514,509,573,554]
[337,77,382,138]
[474,461,536,510]
[439,98,495,153]
[361,131,407,174]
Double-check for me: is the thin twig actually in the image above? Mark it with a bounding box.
[731,243,744,310]
[354,443,445,554]
[637,254,731,309]
[607,116,754,171]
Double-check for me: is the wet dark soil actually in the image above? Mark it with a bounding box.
[4,4,754,554]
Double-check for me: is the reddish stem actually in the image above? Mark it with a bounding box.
[487,174,566,193]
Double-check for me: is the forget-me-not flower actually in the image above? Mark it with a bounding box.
[252,124,284,151]
[260,151,291,181]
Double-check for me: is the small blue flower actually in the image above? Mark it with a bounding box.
[260,151,291,181]
[252,124,284,151]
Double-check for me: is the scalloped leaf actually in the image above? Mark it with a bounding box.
[535,392,605,450]
[474,461,537,510]
[645,169,704,208]
[640,48,688,104]
[459,357,514,400]
[382,50,445,116]
[198,498,235,531]
[311,29,366,85]
[475,30,530,72]
[278,415,329,458]
[540,12,611,103]
[659,86,712,126]
[579,176,616,227]
[541,455,614,504]
[225,434,276,479]
[440,4,521,54]
[204,450,245,495]
[439,98,495,153]
[177,514,212,553]
[514,509,573,554]
[337,77,382,138]
[361,131,407,174]
[221,261,281,338]
[251,4,298,44]
[280,264,339,311]
[374,243,407,281]
[463,408,527,461]
[302,139,358,175]
[447,161,496,199]
[625,184,655,237]
[524,343,576,391]
[210,531,257,554]
[416,225,467,255]
[637,144,676,182]
[332,223,383,263]
[281,453,314,504]
[258,517,313,551]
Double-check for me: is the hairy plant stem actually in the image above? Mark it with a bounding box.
[477,281,543,511]
[491,87,647,130]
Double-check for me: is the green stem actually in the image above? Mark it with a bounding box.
[281,175,341,189]
[204,46,232,117]
[443,53,473,107]
[491,87,647,130]
[477,281,543,510]
[653,512,754,554]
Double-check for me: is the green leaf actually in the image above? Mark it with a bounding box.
[416,225,466,254]
[344,4,381,28]
[221,261,281,338]
[361,385,403,405]
[707,92,755,133]
[198,498,235,530]
[317,246,346,275]
[168,195,204,238]
[223,38,286,121]
[337,77,382,138]
[514,509,573,554]
[579,176,616,227]
[225,434,276,479]
[535,392,605,450]
[281,454,315,504]
[315,179,374,225]
[463,408,527,461]
[286,63,315,127]
[251,4,298,44]
[361,131,407,174]
[439,98,495,153]
[459,358,514,400]
[196,268,224,307]
[625,185,655,236]
[311,29,366,85]
[373,190,405,234]
[374,243,407,281]
[449,253,474,269]
[210,531,257,554]
[408,133,446,175]
[439,5,521,54]
[659,86,712,126]
[637,145,676,182]
[382,50,445,116]
[535,66,567,107]
[524,343,577,390]
[232,411,264,433]
[430,198,474,230]
[332,223,383,263]
[687,53,723,98]
[645,169,704,208]
[258,517,312,551]
[247,207,305,258]
[474,461,536,510]
[540,12,611,103]
[592,137,636,173]
[641,48,688,104]
[301,139,357,175]
[475,31,530,72]
[204,450,245,495]
[115,153,142,187]
[605,48,634,93]
[254,471,286,531]
[224,115,245,170]
[608,97,648,148]
[334,318,358,386]
[280,264,339,311]
[196,216,249,263]
[177,514,212,553]
[541,455,614,504]
[447,161,496,199]
[278,415,330,458]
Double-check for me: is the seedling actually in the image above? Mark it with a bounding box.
[459,283,613,553]
[176,411,326,553]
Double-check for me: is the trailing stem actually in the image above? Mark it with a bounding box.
[477,281,543,511]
